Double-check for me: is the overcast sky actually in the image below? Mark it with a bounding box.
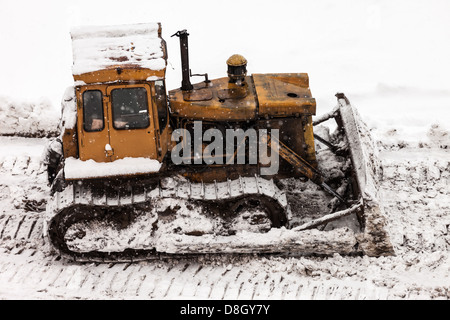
[1,0,449,110]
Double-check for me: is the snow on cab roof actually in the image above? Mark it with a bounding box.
[71,22,167,76]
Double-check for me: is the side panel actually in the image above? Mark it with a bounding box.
[62,128,78,159]
[168,77,258,121]
[73,68,165,85]
[303,115,317,166]
[252,73,316,117]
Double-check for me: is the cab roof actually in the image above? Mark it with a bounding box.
[71,23,167,83]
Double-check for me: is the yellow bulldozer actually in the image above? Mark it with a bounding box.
[44,23,393,262]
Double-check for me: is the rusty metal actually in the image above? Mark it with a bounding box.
[252,73,316,117]
[73,68,165,85]
[217,87,248,100]
[182,88,213,101]
[266,134,345,202]
[172,30,194,91]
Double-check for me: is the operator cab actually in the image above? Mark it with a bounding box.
[69,23,169,163]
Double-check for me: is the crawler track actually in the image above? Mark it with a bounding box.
[46,176,289,262]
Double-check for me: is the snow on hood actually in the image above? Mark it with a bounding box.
[64,156,162,179]
[70,23,166,75]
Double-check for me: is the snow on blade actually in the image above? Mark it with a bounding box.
[64,157,162,179]
[70,23,166,75]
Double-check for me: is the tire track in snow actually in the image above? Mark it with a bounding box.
[1,138,449,299]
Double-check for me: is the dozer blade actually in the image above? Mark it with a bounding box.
[331,93,395,256]
[335,93,368,199]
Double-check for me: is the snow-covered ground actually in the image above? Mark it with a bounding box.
[0,0,449,300]
[0,133,448,299]
[0,97,448,299]
[0,97,58,137]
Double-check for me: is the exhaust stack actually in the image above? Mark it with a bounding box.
[172,30,193,91]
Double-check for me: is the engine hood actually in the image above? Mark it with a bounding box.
[168,73,316,121]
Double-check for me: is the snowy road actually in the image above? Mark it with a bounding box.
[0,248,391,300]
[0,136,449,299]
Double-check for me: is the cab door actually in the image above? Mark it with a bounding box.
[106,84,158,161]
[77,86,110,162]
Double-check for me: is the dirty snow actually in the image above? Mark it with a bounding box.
[0,136,49,214]
[0,96,58,137]
[71,23,166,75]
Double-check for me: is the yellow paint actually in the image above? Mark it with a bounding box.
[76,82,168,162]
[74,67,165,85]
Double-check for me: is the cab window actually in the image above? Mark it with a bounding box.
[111,87,150,130]
[155,80,168,132]
[83,90,104,132]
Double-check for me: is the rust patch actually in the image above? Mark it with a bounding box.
[182,88,213,101]
[109,56,129,62]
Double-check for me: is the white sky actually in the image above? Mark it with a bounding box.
[0,0,449,112]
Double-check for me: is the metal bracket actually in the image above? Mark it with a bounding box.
[190,70,210,83]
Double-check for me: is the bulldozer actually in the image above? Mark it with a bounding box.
[44,23,394,262]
